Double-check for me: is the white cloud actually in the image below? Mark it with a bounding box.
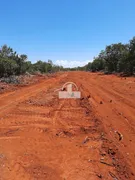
[55,60,91,68]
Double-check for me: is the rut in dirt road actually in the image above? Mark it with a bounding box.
[0,88,104,179]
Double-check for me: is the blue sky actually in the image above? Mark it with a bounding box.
[0,0,135,67]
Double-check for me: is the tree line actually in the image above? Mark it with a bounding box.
[1,36,135,78]
[0,45,63,77]
[85,37,135,75]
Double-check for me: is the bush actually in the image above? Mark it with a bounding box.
[0,58,18,77]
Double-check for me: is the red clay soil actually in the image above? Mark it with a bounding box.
[0,72,135,180]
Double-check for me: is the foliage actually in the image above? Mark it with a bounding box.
[0,45,64,78]
[1,36,135,79]
[85,37,135,75]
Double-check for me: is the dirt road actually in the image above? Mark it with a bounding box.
[0,72,135,180]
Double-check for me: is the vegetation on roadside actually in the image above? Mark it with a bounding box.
[84,37,135,75]
[0,36,135,79]
[0,45,63,78]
